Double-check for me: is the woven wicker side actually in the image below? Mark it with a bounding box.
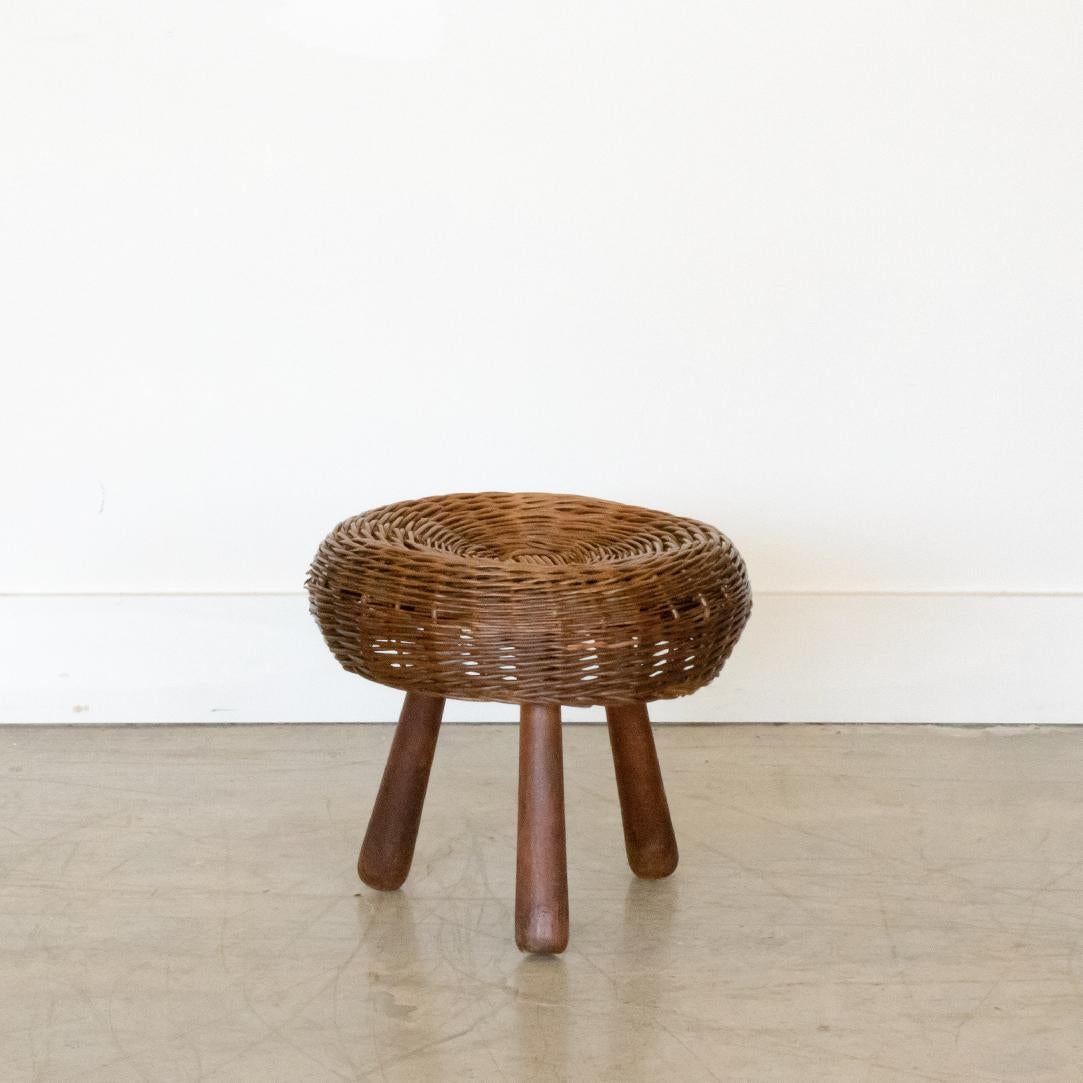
[307,492,751,707]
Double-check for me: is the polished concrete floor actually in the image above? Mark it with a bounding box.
[3,723,1083,1082]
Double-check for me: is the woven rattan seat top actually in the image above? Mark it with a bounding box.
[307,492,751,707]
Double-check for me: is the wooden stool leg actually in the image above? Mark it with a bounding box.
[357,691,445,891]
[515,704,569,955]
[606,702,679,879]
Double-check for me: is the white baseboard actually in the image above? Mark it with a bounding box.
[1,593,1080,724]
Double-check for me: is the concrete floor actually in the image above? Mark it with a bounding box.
[2,725,1082,1082]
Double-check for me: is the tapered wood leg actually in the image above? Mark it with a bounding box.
[606,702,679,879]
[515,704,569,955]
[357,691,445,891]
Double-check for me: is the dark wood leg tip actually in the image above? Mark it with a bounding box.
[356,854,407,892]
[629,845,679,881]
[516,911,570,955]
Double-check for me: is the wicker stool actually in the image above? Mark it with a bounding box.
[307,492,752,954]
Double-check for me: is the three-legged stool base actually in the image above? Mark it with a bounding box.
[357,694,678,955]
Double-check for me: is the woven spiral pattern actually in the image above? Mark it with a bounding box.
[307,492,752,707]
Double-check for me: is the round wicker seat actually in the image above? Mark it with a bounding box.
[307,492,752,707]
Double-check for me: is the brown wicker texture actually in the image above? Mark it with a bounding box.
[307,492,752,707]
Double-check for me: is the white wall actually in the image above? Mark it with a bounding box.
[1,3,1081,722]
